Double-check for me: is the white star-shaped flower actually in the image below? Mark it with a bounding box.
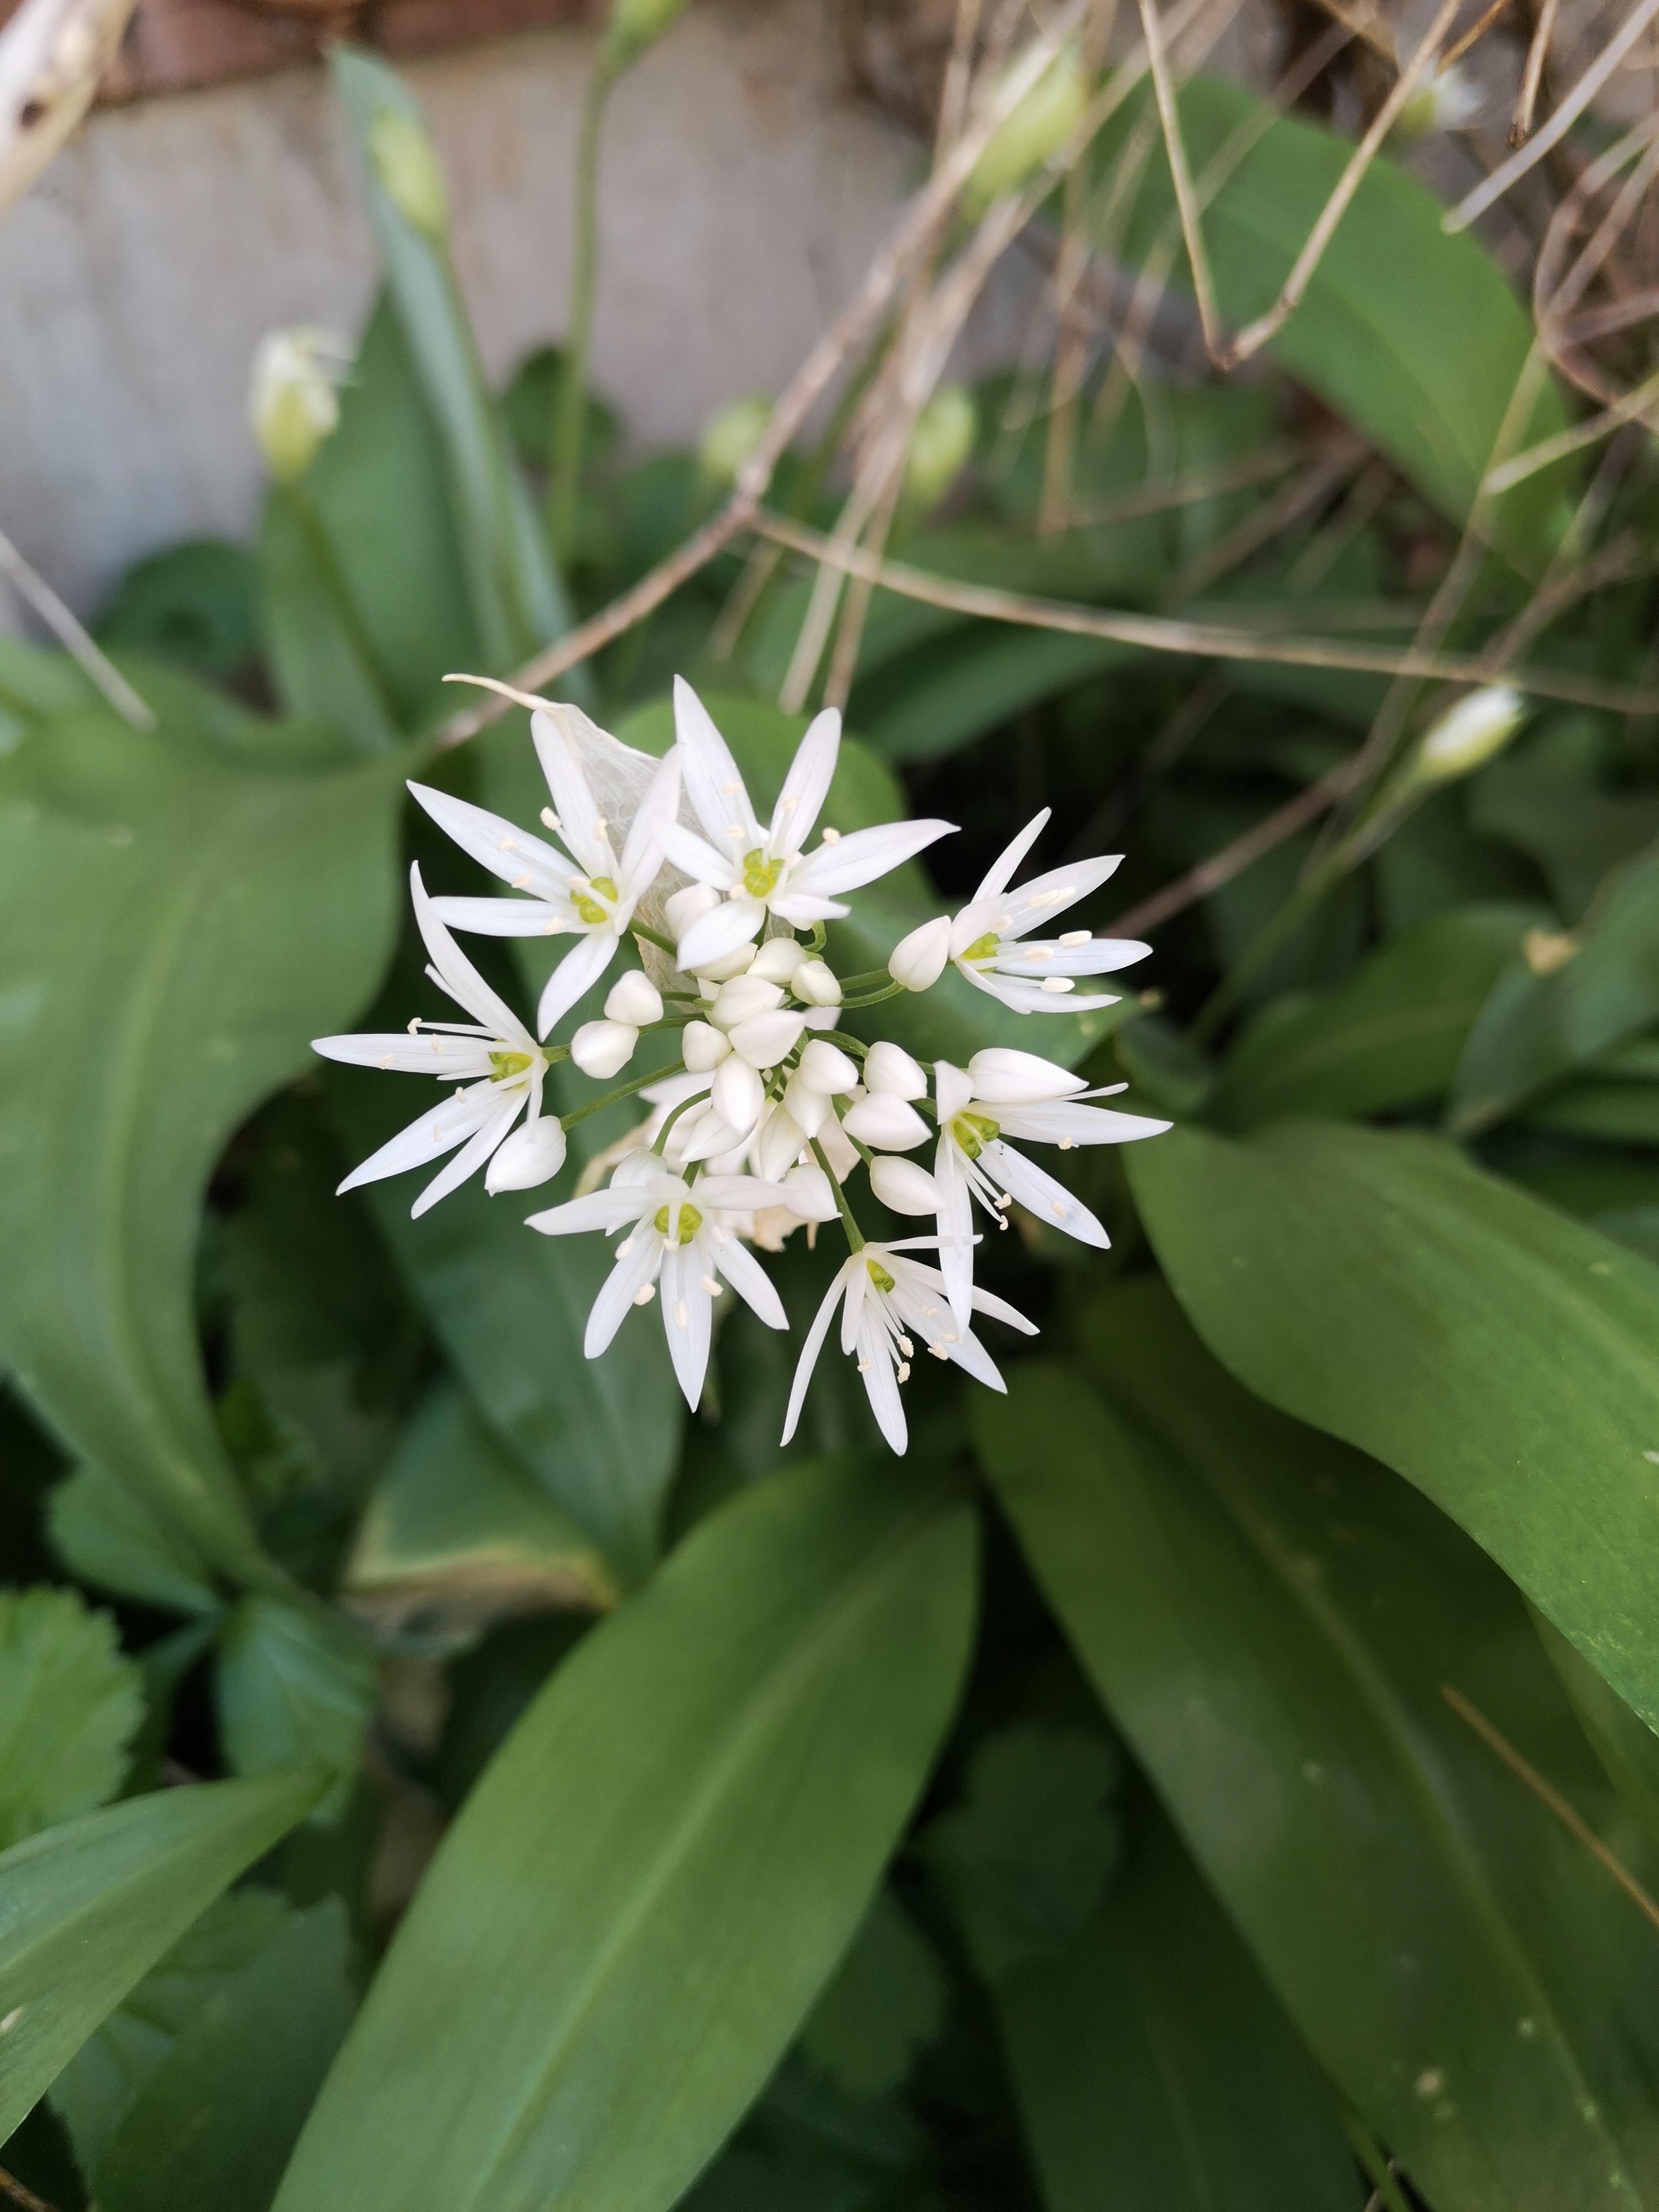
[406,697,680,1041]
[659,678,956,973]
[889,807,1149,1015]
[931,1048,1168,1326]
[313,864,561,1217]
[528,1158,792,1408]
[782,1239,1036,1457]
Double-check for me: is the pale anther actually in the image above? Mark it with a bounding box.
[674,1301,690,1328]
[634,1284,656,1306]
[821,826,841,844]
[1059,929,1091,946]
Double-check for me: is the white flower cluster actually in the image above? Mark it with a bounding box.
[314,679,1167,1453]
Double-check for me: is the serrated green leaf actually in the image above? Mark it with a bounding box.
[345,1379,614,1640]
[0,695,404,1588]
[48,1464,219,1617]
[0,1589,143,1850]
[998,1807,1354,2212]
[271,1460,977,2212]
[1215,903,1545,1128]
[1128,1119,1659,1733]
[0,1771,321,2143]
[976,1300,1659,2211]
[216,1598,378,1820]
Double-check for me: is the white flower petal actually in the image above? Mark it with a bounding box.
[990,936,1150,978]
[967,1048,1088,1105]
[870,1155,939,1216]
[768,707,841,858]
[536,927,619,1040]
[781,1266,849,1446]
[337,1088,496,1198]
[855,1313,908,1454]
[864,1042,928,1100]
[729,1009,807,1068]
[584,1233,664,1357]
[410,1095,524,1217]
[973,808,1051,901]
[406,782,575,896]
[933,1061,973,1122]
[485,1115,567,1193]
[712,1233,788,1329]
[427,895,568,939]
[659,1244,713,1410]
[959,966,1123,1016]
[983,1139,1109,1248]
[889,916,952,992]
[933,1139,976,1328]
[677,896,766,974]
[993,854,1123,941]
[941,1323,1005,1396]
[311,1031,494,1077]
[674,677,760,854]
[995,1100,1171,1145]
[531,708,614,880]
[524,1186,646,1236]
[410,865,531,1043]
[619,748,682,892]
[712,1054,765,1138]
[767,891,852,927]
[656,820,733,889]
[790,818,957,898]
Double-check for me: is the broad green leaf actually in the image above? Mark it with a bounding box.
[1533,1611,1659,1851]
[1472,716,1659,922]
[0,698,403,1587]
[95,540,259,684]
[798,1887,948,2098]
[1094,74,1569,568]
[49,1463,219,1617]
[998,1808,1354,2212]
[977,1301,1659,2210]
[92,1899,355,2212]
[271,1460,977,2212]
[0,1589,143,1850]
[854,629,1134,766]
[329,48,573,675]
[1127,1119,1659,1732]
[1215,904,1543,1128]
[50,1888,291,2179]
[0,639,96,727]
[216,1597,378,1820]
[1524,1079,1659,1145]
[0,1771,321,2143]
[344,1380,614,1639]
[1451,848,1659,1133]
[921,1726,1120,1985]
[259,486,403,758]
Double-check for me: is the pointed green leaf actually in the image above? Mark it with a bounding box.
[216,1597,378,1820]
[1129,1120,1659,1733]
[272,1461,977,2212]
[976,1302,1659,2210]
[48,1464,220,1618]
[0,1771,321,2143]
[0,1589,143,1851]
[0,696,403,1587]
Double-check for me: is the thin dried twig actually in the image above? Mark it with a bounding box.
[1511,0,1559,145]
[1447,0,1659,234]
[1060,437,1307,527]
[1484,363,1659,495]
[0,2167,59,2212]
[0,526,155,731]
[1442,0,1514,71]
[1139,0,1225,357]
[1166,432,1365,600]
[1442,1682,1659,1939]
[751,508,1659,713]
[434,0,1091,751]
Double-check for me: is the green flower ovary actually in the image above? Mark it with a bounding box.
[960,931,1000,964]
[572,874,619,927]
[653,1202,703,1244]
[866,1258,897,1292]
[742,848,784,899]
[950,1112,1000,1160]
[489,1050,535,1081]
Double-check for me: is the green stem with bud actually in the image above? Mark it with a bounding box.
[549,55,619,566]
[811,1136,864,1252]
[561,1059,684,1129]
[631,920,680,959]
[651,1086,712,1154]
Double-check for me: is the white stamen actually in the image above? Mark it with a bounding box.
[540,807,562,832]
[821,826,841,844]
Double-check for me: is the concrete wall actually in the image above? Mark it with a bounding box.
[0,0,937,614]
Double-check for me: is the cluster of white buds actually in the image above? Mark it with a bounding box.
[314,679,1167,1452]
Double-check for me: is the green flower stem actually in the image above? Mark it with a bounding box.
[650,1087,712,1155]
[549,55,618,565]
[1342,2112,1413,2212]
[836,969,893,993]
[839,982,906,1010]
[811,1136,864,1252]
[818,1031,869,1058]
[632,921,679,959]
[560,1059,684,1129]
[286,482,402,743]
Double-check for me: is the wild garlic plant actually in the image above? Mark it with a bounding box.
[314,678,1167,1452]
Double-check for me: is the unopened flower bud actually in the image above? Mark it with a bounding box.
[713,1053,766,1138]
[604,971,663,1026]
[904,385,977,512]
[665,881,720,939]
[1392,62,1481,142]
[571,1019,638,1079]
[798,1039,859,1095]
[729,1009,807,1069]
[967,1046,1082,1104]
[842,1092,930,1151]
[248,328,345,484]
[710,974,785,1031]
[368,107,448,242]
[697,394,773,488]
[889,916,951,992]
[486,1116,568,1193]
[967,44,1088,214]
[750,937,805,984]
[781,1163,839,1222]
[755,1104,809,1181]
[864,1041,928,1099]
[681,1019,730,1073]
[781,1073,832,1140]
[792,957,842,1008]
[870,1156,941,1216]
[1411,685,1526,785]
[604,0,688,72]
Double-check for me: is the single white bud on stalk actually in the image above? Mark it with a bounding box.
[781,1163,839,1222]
[864,1041,928,1099]
[889,916,951,992]
[904,385,977,513]
[870,1155,941,1215]
[750,938,804,984]
[571,1019,638,1080]
[665,881,720,939]
[604,971,663,1027]
[681,1019,730,1073]
[781,1073,832,1139]
[1411,685,1526,785]
[248,328,345,484]
[1392,61,1481,141]
[842,1092,930,1151]
[967,1047,1081,1104]
[797,1039,859,1095]
[486,1117,568,1194]
[368,107,448,242]
[729,1009,807,1068]
[713,1053,765,1138]
[697,394,773,487]
[792,957,842,1008]
[755,1104,810,1181]
[710,974,785,1031]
